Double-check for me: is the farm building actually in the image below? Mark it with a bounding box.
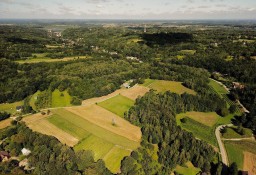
[16,106,23,112]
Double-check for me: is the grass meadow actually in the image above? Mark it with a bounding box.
[98,95,134,117]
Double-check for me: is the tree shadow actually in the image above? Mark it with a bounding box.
[141,32,193,46]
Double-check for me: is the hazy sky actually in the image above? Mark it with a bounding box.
[0,0,256,19]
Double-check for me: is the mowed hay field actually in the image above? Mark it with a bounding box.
[225,140,256,171]
[243,152,256,175]
[23,84,146,173]
[47,108,141,173]
[120,85,150,100]
[176,112,218,146]
[142,79,196,95]
[176,111,219,127]
[98,95,134,117]
[0,118,12,130]
[23,113,79,146]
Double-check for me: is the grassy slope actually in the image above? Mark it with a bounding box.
[174,162,201,175]
[222,127,253,139]
[0,101,24,114]
[50,109,139,149]
[98,95,134,117]
[142,79,196,95]
[176,111,219,127]
[177,117,217,146]
[225,140,256,170]
[209,79,228,95]
[225,142,244,169]
[49,108,140,173]
[74,135,115,160]
[103,146,131,173]
[51,89,72,108]
[48,114,91,140]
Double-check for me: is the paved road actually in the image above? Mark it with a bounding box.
[215,124,233,166]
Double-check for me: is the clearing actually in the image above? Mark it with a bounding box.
[176,111,219,127]
[174,162,201,175]
[178,50,196,55]
[0,101,23,114]
[142,79,196,95]
[177,117,217,146]
[15,53,90,64]
[51,89,72,108]
[98,95,134,117]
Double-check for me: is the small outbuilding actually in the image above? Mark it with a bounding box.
[21,148,31,156]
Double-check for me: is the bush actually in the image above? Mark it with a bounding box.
[71,97,82,105]
[180,118,188,123]
[229,105,237,114]
[219,107,229,117]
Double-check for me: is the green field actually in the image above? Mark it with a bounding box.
[176,111,219,127]
[51,89,72,108]
[103,146,131,173]
[142,79,155,87]
[15,53,90,64]
[0,101,24,114]
[209,79,228,95]
[178,50,196,55]
[225,140,256,155]
[222,127,253,139]
[29,89,72,110]
[75,135,115,160]
[174,162,201,175]
[98,95,134,117]
[177,117,217,146]
[142,79,196,95]
[225,142,244,169]
[48,114,91,140]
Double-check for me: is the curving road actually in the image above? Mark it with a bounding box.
[215,124,233,166]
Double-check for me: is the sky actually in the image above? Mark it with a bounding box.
[0,0,256,19]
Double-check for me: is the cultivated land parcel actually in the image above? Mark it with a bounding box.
[20,80,198,173]
[22,84,151,173]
